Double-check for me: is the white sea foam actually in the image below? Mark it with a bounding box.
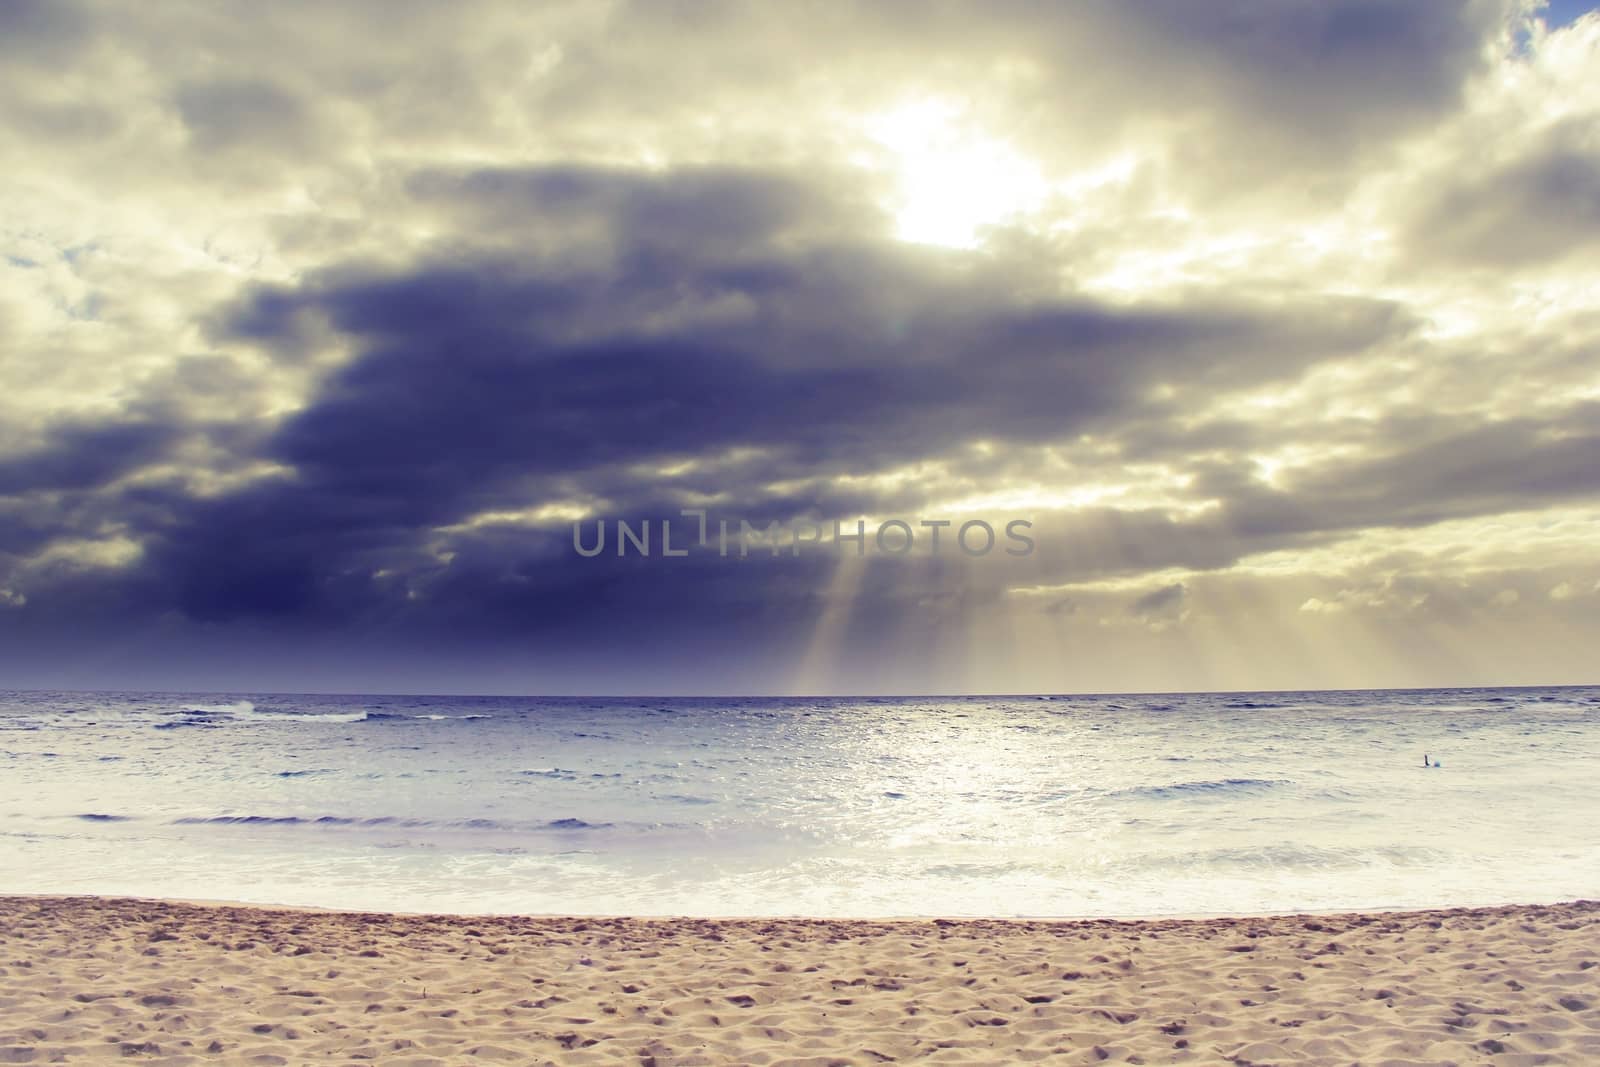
[179,700,256,715]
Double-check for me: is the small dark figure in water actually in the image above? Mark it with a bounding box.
[1424,753,1429,767]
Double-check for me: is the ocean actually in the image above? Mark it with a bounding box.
[2,686,1596,917]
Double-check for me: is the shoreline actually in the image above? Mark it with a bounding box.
[6,890,1598,925]
[3,895,1596,1064]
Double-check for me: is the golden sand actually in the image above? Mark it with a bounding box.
[1,896,1596,1065]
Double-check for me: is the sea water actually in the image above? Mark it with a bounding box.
[2,687,1596,917]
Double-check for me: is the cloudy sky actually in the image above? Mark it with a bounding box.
[2,0,1598,695]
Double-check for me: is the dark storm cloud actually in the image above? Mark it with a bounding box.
[1038,0,1502,156]
[233,164,1403,469]
[8,162,1408,634]
[0,496,75,558]
[403,166,852,253]
[0,419,178,496]
[1410,128,1600,265]
[421,518,839,640]
[4,154,1591,654]
[1220,410,1600,539]
[6,0,1599,691]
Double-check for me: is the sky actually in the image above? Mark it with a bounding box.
[1,0,1598,696]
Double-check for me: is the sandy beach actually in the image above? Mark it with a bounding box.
[0,897,1594,1065]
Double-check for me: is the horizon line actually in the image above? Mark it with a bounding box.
[4,680,1595,702]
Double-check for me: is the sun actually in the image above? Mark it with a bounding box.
[861,97,1048,249]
